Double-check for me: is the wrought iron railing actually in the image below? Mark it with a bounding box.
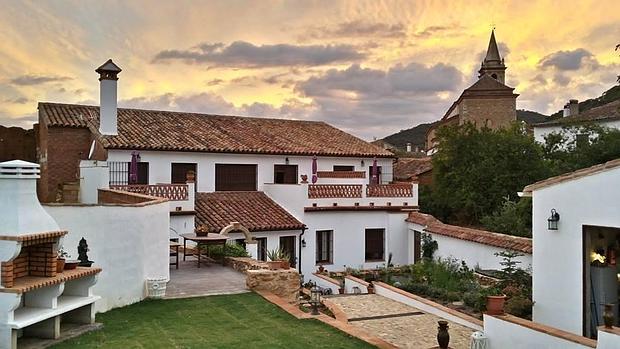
[110,184,189,201]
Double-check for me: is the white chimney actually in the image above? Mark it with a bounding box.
[569,99,579,116]
[96,59,122,135]
[563,103,570,117]
[406,143,412,152]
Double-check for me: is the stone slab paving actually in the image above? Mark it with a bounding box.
[165,259,249,299]
[327,294,474,349]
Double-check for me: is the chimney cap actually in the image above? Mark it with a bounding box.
[0,160,40,179]
[96,59,122,74]
[569,99,578,104]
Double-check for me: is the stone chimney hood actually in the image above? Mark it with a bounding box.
[0,160,60,236]
[96,59,122,136]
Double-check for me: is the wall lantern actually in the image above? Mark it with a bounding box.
[361,160,365,167]
[285,157,290,165]
[310,282,321,315]
[548,209,560,230]
[301,239,307,248]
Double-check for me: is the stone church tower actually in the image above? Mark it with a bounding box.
[425,30,518,154]
[478,30,507,84]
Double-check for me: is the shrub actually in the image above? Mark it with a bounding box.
[204,243,250,259]
[421,233,438,260]
[505,295,534,319]
[481,197,532,237]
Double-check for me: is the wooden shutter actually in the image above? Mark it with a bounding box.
[274,165,298,184]
[333,165,354,171]
[365,229,385,261]
[171,163,197,184]
[215,164,257,191]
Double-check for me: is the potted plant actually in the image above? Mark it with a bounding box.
[267,248,290,270]
[57,247,69,273]
[486,294,507,315]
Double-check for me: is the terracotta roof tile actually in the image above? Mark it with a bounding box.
[39,102,393,158]
[523,158,620,194]
[393,157,433,181]
[535,100,620,126]
[195,192,304,233]
[424,222,532,254]
[405,212,439,226]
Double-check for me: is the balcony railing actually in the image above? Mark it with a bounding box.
[366,184,413,197]
[110,184,189,201]
[308,184,363,198]
[316,171,366,179]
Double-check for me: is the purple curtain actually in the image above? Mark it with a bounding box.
[311,156,318,184]
[129,151,139,184]
[371,158,378,185]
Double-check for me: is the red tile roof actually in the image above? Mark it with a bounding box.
[393,157,433,181]
[523,158,620,194]
[405,212,439,226]
[195,191,304,233]
[38,102,393,158]
[535,100,620,126]
[424,222,532,254]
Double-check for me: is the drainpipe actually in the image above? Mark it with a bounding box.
[298,227,306,274]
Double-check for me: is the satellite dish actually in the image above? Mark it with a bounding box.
[88,140,96,160]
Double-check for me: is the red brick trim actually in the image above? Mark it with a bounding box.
[322,298,349,323]
[488,314,597,348]
[98,189,166,205]
[305,206,418,212]
[317,171,366,179]
[373,281,484,327]
[344,275,370,287]
[0,230,67,242]
[0,267,102,294]
[312,272,341,286]
[255,290,397,349]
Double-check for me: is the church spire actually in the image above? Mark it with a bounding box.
[478,29,506,84]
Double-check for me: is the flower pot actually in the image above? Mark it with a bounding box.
[486,295,506,315]
[64,260,80,270]
[56,258,65,273]
[279,260,290,269]
[267,261,281,270]
[318,265,325,273]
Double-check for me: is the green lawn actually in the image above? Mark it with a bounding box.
[52,292,375,349]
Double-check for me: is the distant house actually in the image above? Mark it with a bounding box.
[426,30,519,154]
[36,59,419,279]
[393,157,433,186]
[533,99,620,144]
[370,138,397,152]
[523,158,620,338]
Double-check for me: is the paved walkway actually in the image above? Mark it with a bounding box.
[165,259,248,299]
[327,294,475,349]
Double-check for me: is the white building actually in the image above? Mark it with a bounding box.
[36,60,419,280]
[533,99,620,144]
[523,158,620,338]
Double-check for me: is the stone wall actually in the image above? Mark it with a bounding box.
[225,257,269,273]
[0,125,36,162]
[246,269,300,302]
[459,97,516,129]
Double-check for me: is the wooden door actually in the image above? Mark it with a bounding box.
[279,236,296,267]
[215,164,257,191]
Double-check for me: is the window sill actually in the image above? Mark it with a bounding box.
[365,259,385,263]
[315,262,333,266]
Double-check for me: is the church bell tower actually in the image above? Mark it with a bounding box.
[478,29,506,84]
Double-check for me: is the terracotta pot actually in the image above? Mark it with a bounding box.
[267,261,281,270]
[56,258,65,273]
[603,303,615,328]
[279,260,290,269]
[318,265,325,273]
[338,288,344,294]
[486,295,506,315]
[64,260,80,270]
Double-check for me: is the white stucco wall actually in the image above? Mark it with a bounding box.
[406,223,532,270]
[530,167,620,335]
[43,201,170,313]
[107,150,394,191]
[533,119,620,144]
[483,315,591,349]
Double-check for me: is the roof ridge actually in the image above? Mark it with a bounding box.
[523,158,620,193]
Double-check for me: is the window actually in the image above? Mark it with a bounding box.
[279,236,296,267]
[215,164,257,191]
[333,165,354,172]
[274,165,298,184]
[365,228,385,261]
[256,238,267,261]
[316,230,333,264]
[235,238,246,250]
[171,163,197,189]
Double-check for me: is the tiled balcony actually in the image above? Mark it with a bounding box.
[110,183,194,212]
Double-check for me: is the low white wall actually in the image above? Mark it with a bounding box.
[44,200,170,313]
[374,282,483,331]
[483,315,593,349]
[344,275,369,293]
[597,329,620,349]
[430,232,532,270]
[309,273,341,294]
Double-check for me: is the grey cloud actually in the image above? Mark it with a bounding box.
[538,48,599,71]
[4,97,29,104]
[120,92,235,115]
[152,41,365,68]
[10,75,72,86]
[0,113,37,128]
[206,79,224,86]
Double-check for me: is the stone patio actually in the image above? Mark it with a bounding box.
[327,294,475,349]
[165,259,249,299]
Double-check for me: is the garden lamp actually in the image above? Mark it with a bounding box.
[310,283,321,315]
[548,209,560,230]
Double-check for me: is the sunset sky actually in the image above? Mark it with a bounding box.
[1,0,619,140]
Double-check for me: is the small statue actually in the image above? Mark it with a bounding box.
[437,320,450,349]
[78,237,94,267]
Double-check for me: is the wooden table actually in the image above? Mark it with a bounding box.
[170,241,181,269]
[181,233,229,268]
